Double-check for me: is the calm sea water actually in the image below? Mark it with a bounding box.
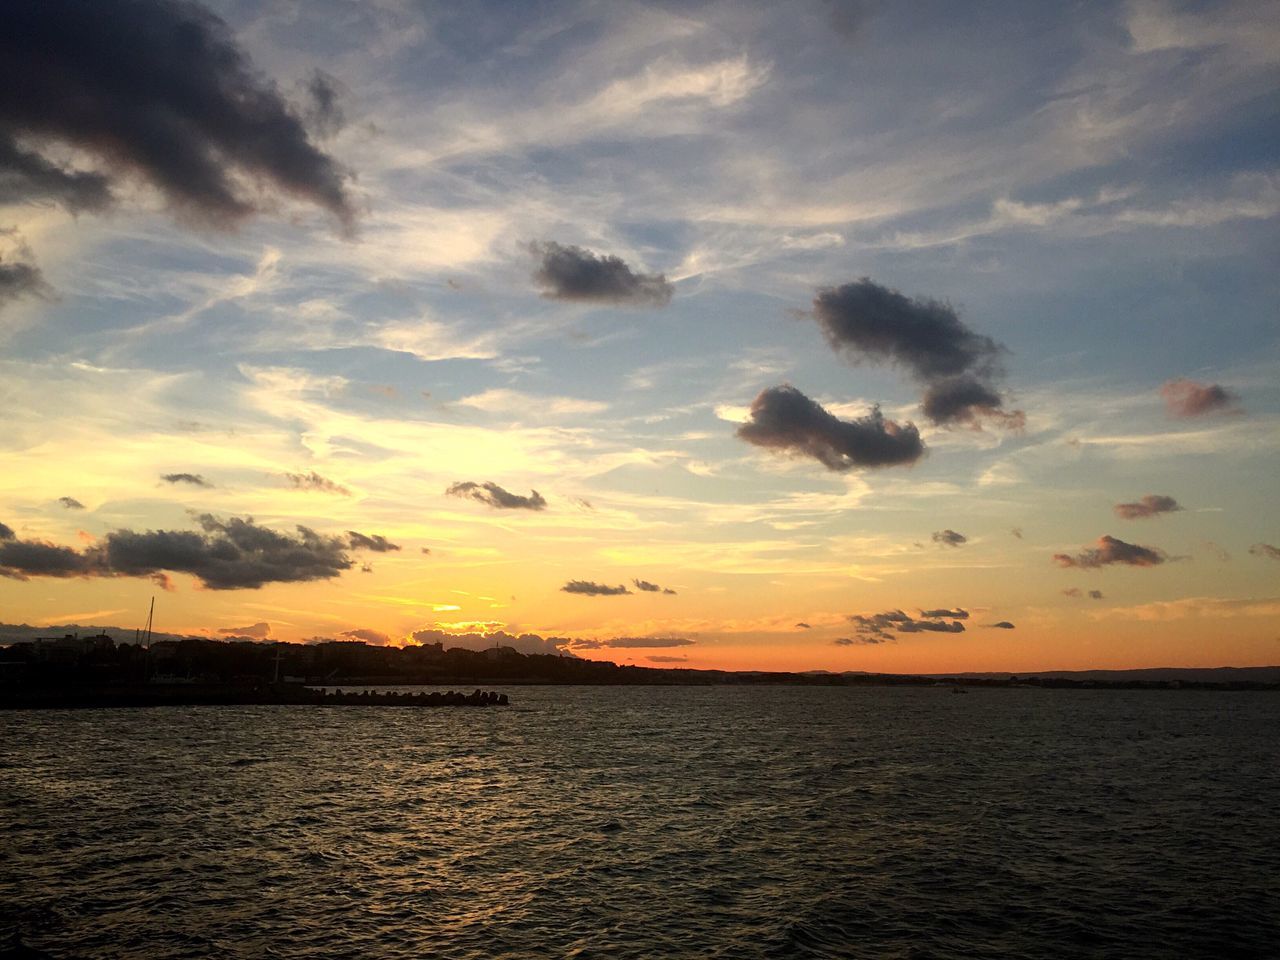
[3,685,1278,959]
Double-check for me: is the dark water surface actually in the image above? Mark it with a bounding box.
[3,686,1278,959]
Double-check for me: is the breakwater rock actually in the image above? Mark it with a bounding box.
[0,684,510,710]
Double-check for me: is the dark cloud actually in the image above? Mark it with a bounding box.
[811,278,1022,427]
[0,522,13,540]
[897,619,966,633]
[1160,379,1240,418]
[58,497,84,510]
[530,240,673,307]
[931,529,967,547]
[0,0,355,231]
[1114,494,1181,520]
[446,481,547,511]
[1011,527,1023,539]
[346,531,400,552]
[1062,587,1105,599]
[848,608,967,641]
[834,635,886,646]
[921,607,969,619]
[0,256,47,309]
[737,384,924,471]
[646,655,688,663]
[796,622,812,629]
[561,580,632,596]
[304,71,345,138]
[1053,535,1166,569]
[1250,543,1280,561]
[161,472,211,487]
[632,578,676,594]
[341,627,392,645]
[218,621,270,638]
[1089,589,1104,599]
[0,538,101,580]
[989,621,1016,629]
[285,471,351,496]
[597,637,693,649]
[420,547,432,555]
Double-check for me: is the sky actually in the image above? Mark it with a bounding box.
[1,0,1278,672]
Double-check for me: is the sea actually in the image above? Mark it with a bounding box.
[3,685,1278,959]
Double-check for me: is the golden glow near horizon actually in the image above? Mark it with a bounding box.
[2,1,1278,671]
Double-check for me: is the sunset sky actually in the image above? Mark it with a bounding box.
[2,0,1277,671]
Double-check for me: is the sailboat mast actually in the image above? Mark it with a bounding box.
[145,596,155,648]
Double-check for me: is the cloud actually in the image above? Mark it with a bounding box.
[0,522,13,540]
[0,256,47,310]
[1250,543,1280,561]
[346,531,401,553]
[633,578,676,595]
[736,384,924,471]
[1063,588,1105,599]
[988,621,1016,629]
[304,71,345,139]
[834,635,887,646]
[596,637,694,649]
[561,580,632,596]
[646,655,688,663]
[410,628,573,657]
[285,471,351,496]
[1089,590,1105,599]
[1160,379,1241,418]
[796,622,812,629]
[848,608,966,641]
[218,621,270,639]
[811,278,1022,428]
[0,538,101,581]
[58,497,84,510]
[1053,535,1167,569]
[1114,494,1182,520]
[446,481,547,511]
[931,529,967,548]
[340,628,392,645]
[921,607,969,619]
[0,0,354,231]
[1011,527,1023,539]
[530,240,673,307]
[161,473,212,488]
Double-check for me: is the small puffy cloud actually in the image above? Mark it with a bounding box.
[737,385,924,471]
[346,531,401,552]
[1011,527,1023,539]
[58,497,85,510]
[341,628,392,646]
[1160,379,1241,418]
[988,621,1016,629]
[446,481,547,511]
[1089,590,1105,599]
[1114,494,1182,520]
[632,578,676,595]
[0,0,355,231]
[834,635,886,646]
[921,608,969,619]
[285,471,351,496]
[218,622,271,639]
[647,655,688,663]
[161,473,212,488]
[561,580,632,596]
[1053,535,1166,569]
[796,622,812,629]
[931,529,967,547]
[1250,543,1280,561]
[811,278,1022,428]
[530,240,673,307]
